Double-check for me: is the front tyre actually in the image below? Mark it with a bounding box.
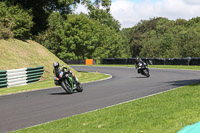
[143,68,150,77]
[61,79,73,94]
[76,84,83,92]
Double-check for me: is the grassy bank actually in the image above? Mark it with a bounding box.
[0,39,79,80]
[0,39,82,95]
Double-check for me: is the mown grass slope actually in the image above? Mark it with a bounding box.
[0,39,79,80]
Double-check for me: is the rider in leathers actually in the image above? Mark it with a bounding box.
[135,57,145,73]
[53,62,80,87]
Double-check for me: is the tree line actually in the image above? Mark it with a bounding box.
[126,17,200,58]
[0,0,200,59]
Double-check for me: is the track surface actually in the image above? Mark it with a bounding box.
[0,66,200,132]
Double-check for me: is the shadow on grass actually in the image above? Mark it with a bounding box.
[189,82,200,86]
[161,79,200,87]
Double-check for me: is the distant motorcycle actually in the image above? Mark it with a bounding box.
[136,61,150,77]
[54,68,83,94]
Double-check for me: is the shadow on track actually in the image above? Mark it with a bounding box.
[49,92,69,95]
[49,91,79,95]
[131,77,149,78]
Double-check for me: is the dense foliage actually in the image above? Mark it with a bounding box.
[84,0,121,32]
[0,2,33,39]
[2,0,81,35]
[35,0,129,59]
[0,0,200,59]
[37,13,125,59]
[128,17,200,58]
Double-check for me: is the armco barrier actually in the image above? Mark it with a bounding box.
[0,66,44,88]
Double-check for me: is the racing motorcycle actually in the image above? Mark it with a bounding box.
[136,61,150,77]
[54,68,83,94]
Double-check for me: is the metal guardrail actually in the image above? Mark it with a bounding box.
[0,66,44,88]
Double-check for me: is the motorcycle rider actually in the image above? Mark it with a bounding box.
[135,57,145,73]
[53,61,80,87]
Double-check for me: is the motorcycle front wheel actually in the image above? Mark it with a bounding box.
[76,84,83,92]
[61,79,73,94]
[143,68,150,77]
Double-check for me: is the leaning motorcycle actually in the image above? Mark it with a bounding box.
[137,62,150,77]
[54,69,83,94]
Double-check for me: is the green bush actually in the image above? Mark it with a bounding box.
[0,2,34,39]
[0,22,13,39]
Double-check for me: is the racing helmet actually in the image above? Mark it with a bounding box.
[136,57,141,63]
[53,62,59,69]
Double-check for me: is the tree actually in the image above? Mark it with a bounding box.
[38,13,124,60]
[118,28,132,58]
[93,27,123,59]
[61,14,123,59]
[2,0,81,35]
[62,14,100,59]
[129,17,165,57]
[36,12,68,58]
[128,17,200,58]
[83,0,121,32]
[0,2,33,39]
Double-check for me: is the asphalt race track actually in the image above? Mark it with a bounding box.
[0,66,200,132]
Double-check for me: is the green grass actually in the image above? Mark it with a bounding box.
[0,80,54,95]
[12,83,200,133]
[149,65,200,70]
[0,72,110,96]
[91,64,200,70]
[78,71,110,83]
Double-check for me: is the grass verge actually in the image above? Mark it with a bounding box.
[0,72,110,96]
[149,65,200,70]
[91,64,200,70]
[12,83,200,133]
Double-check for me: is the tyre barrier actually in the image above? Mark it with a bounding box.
[64,58,200,65]
[63,59,85,64]
[63,59,97,65]
[0,66,44,88]
[101,58,200,65]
